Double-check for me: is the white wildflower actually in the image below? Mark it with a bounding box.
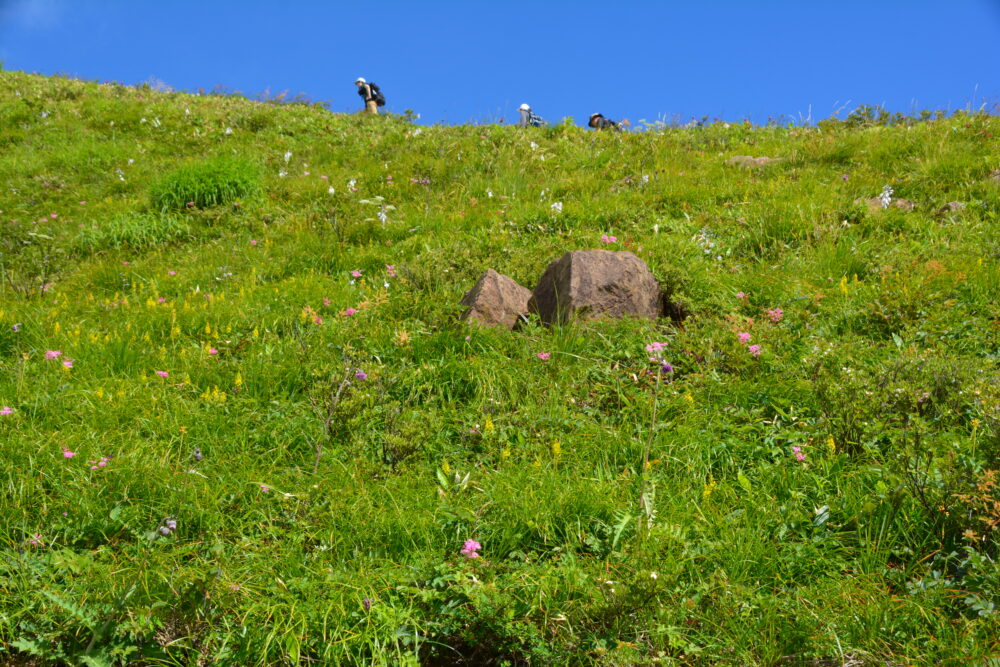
[225,127,233,135]
[530,141,538,150]
[278,170,287,178]
[283,151,292,163]
[328,187,335,195]
[879,184,893,209]
[551,201,563,214]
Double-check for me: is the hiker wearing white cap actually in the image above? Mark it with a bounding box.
[517,103,546,128]
[355,77,385,115]
[588,113,623,131]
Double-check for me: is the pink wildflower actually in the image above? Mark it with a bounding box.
[323,297,331,306]
[260,485,270,493]
[155,371,169,378]
[45,350,62,360]
[80,201,87,205]
[62,448,75,458]
[736,291,748,302]
[645,342,668,354]
[460,539,482,559]
[50,213,58,219]
[536,352,551,361]
[314,316,323,324]
[767,308,784,323]
[748,344,762,358]
[62,359,74,369]
[600,234,618,244]
[386,264,397,277]
[28,534,42,547]
[737,332,751,344]
[0,406,13,416]
[343,308,357,316]
[792,446,806,462]
[250,239,258,246]
[355,370,368,381]
[168,270,177,276]
[208,347,219,355]
[351,270,363,278]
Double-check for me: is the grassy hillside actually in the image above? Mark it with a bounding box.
[1,70,999,665]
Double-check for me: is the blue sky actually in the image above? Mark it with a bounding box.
[1,0,998,126]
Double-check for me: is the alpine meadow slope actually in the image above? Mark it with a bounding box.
[1,70,999,665]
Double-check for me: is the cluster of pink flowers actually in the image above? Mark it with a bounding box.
[600,234,618,244]
[536,352,550,361]
[44,350,62,360]
[89,455,111,470]
[736,333,762,358]
[155,370,169,378]
[386,264,397,278]
[351,269,363,278]
[645,341,673,374]
[791,446,806,462]
[460,539,482,559]
[767,308,784,323]
[343,307,358,317]
[0,406,13,416]
[736,291,749,303]
[62,448,76,458]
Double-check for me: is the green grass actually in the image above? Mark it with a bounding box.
[1,70,999,665]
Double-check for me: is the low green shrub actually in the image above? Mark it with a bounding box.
[76,212,190,251]
[150,156,261,211]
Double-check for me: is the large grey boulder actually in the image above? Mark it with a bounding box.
[528,250,661,325]
[460,269,532,330]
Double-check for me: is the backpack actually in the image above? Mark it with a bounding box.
[369,82,386,107]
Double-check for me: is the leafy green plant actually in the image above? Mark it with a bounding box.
[149,156,261,210]
[75,212,191,251]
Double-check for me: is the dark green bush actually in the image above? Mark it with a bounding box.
[150,156,261,211]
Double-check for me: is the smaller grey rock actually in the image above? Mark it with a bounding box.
[936,201,966,214]
[460,269,532,330]
[861,197,916,213]
[726,155,782,168]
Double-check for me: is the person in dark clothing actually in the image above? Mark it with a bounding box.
[517,103,546,128]
[588,113,621,131]
[355,77,378,115]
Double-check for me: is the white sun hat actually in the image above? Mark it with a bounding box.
[355,77,366,84]
[519,103,530,111]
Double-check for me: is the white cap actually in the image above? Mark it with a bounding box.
[519,103,530,111]
[590,113,600,119]
[355,77,366,84]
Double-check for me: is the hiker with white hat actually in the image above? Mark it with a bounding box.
[355,77,385,115]
[588,112,624,131]
[517,103,546,128]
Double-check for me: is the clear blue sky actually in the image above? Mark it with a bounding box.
[1,0,998,126]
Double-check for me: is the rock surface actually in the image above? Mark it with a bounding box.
[861,197,916,212]
[529,250,661,325]
[726,155,782,167]
[459,269,532,330]
[936,201,966,214]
